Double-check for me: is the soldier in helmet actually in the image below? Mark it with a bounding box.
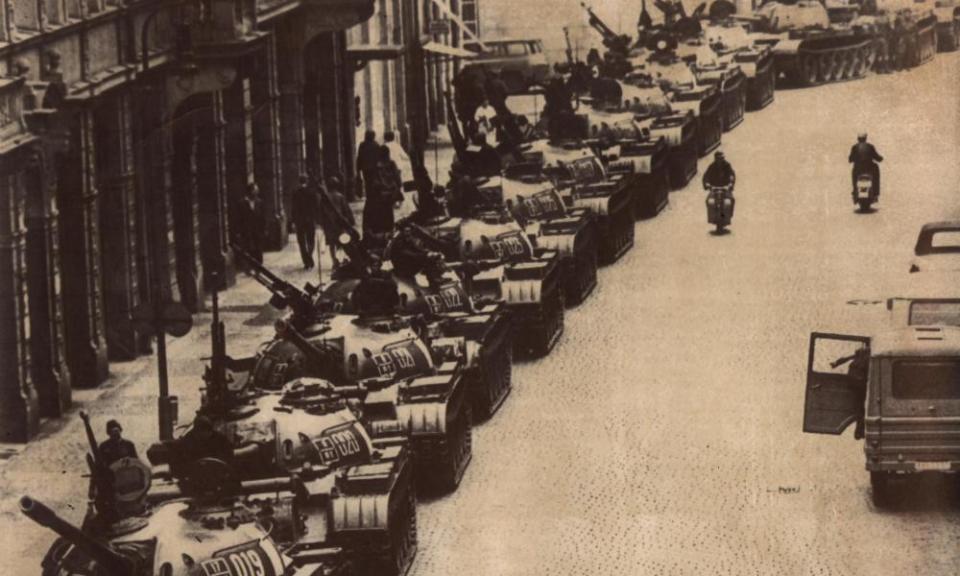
[98,420,138,466]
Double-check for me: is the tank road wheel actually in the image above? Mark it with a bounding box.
[817,54,831,82]
[801,55,819,85]
[837,50,849,80]
[843,49,857,79]
[849,50,864,78]
[827,53,841,81]
[385,485,418,576]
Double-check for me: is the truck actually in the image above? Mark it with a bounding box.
[803,326,960,505]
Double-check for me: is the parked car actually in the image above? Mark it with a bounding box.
[910,220,960,273]
[462,38,551,94]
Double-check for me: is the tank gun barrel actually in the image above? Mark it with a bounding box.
[232,244,317,322]
[396,219,457,254]
[581,2,619,41]
[20,496,136,576]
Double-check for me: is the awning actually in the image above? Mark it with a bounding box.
[346,44,405,62]
[422,41,477,59]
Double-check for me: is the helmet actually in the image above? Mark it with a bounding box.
[857,132,867,141]
[715,151,725,159]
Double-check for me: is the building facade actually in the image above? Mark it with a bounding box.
[0,0,376,441]
[346,0,481,181]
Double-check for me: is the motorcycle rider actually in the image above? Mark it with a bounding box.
[848,133,883,197]
[702,150,736,190]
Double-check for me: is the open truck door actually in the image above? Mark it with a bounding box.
[803,332,871,435]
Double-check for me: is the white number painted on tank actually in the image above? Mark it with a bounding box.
[425,293,446,313]
[390,347,416,369]
[203,549,270,576]
[440,287,463,308]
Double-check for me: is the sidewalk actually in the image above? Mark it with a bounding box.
[0,131,457,565]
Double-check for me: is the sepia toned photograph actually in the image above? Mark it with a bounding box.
[0,0,958,573]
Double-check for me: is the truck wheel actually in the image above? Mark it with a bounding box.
[871,471,891,507]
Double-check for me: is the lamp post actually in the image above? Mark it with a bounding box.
[135,1,197,441]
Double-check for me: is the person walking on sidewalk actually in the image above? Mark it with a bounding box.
[236,182,264,265]
[320,174,355,269]
[362,145,404,249]
[291,175,320,270]
[356,130,380,199]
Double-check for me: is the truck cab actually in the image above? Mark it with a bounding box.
[803,327,960,505]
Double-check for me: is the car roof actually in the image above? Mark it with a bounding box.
[920,221,960,233]
[872,326,960,357]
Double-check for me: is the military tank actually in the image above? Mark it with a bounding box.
[467,172,601,306]
[412,208,565,358]
[236,244,513,422]
[700,19,777,111]
[740,0,878,86]
[514,144,637,261]
[29,410,415,576]
[581,2,724,156]
[224,273,475,494]
[522,104,673,221]
[633,48,725,156]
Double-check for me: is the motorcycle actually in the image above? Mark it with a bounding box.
[852,170,877,212]
[705,184,735,234]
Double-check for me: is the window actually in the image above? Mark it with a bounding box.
[908,301,960,326]
[892,360,960,399]
[505,42,528,56]
[13,0,40,31]
[929,230,960,253]
[0,0,7,41]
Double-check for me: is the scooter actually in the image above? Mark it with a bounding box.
[852,171,877,212]
[705,184,735,234]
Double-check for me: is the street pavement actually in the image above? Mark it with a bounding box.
[410,54,960,576]
[2,53,959,574]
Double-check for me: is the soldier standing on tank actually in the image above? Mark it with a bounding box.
[98,420,138,466]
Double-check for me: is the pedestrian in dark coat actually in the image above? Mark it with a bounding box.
[362,146,404,247]
[98,420,138,466]
[236,183,264,265]
[356,130,381,199]
[291,175,319,269]
[320,174,356,268]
